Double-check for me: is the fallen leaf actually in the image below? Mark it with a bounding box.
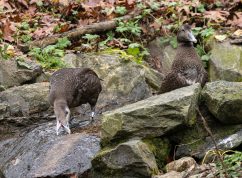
[214,34,227,42]
[2,19,16,42]
[17,0,29,8]
[204,10,229,22]
[233,29,242,37]
[227,12,242,28]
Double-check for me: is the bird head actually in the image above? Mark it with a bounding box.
[54,100,71,135]
[177,24,197,43]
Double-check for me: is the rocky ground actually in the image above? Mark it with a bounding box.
[0,38,242,178]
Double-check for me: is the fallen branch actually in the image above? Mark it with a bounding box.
[19,13,137,52]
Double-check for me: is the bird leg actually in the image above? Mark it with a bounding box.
[90,106,96,123]
[56,120,62,135]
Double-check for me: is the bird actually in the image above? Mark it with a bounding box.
[159,24,208,94]
[48,67,102,135]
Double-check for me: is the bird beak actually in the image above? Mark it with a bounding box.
[63,123,71,134]
[188,31,197,43]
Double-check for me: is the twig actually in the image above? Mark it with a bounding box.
[196,108,229,178]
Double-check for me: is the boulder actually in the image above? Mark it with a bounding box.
[166,157,197,172]
[0,122,100,178]
[0,82,50,119]
[153,171,183,178]
[146,37,176,74]
[208,40,242,82]
[92,139,158,178]
[63,52,164,112]
[101,84,201,146]
[201,81,242,124]
[154,163,217,178]
[171,111,242,159]
[0,58,42,89]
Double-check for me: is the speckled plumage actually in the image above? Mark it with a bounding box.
[49,68,102,135]
[159,24,208,94]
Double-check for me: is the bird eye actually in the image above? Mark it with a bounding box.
[65,111,69,115]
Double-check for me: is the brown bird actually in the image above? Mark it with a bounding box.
[48,68,102,135]
[159,24,208,94]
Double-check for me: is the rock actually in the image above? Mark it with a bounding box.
[201,81,242,124]
[146,37,176,74]
[166,157,197,172]
[0,122,100,178]
[0,58,42,89]
[208,40,242,82]
[63,52,164,112]
[154,163,217,178]
[143,138,171,169]
[101,84,201,146]
[153,171,183,178]
[171,107,242,159]
[0,82,50,118]
[92,139,158,178]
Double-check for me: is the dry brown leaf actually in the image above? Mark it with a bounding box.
[0,0,13,11]
[227,12,242,28]
[17,0,29,8]
[204,10,229,22]
[2,19,16,42]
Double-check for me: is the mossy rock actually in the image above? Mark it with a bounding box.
[208,40,242,82]
[92,139,159,178]
[201,81,242,124]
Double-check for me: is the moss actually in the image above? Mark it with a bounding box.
[101,113,123,146]
[143,137,171,171]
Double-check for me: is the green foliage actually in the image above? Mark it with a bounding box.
[0,44,11,60]
[116,20,142,36]
[195,44,210,68]
[192,27,215,39]
[126,43,149,64]
[99,31,114,48]
[82,34,100,41]
[20,34,32,43]
[29,37,71,69]
[115,6,127,15]
[216,151,242,178]
[20,21,30,30]
[82,34,100,49]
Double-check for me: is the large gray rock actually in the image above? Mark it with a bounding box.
[0,82,50,119]
[63,52,164,112]
[201,81,242,124]
[208,40,242,82]
[92,139,158,178]
[0,58,42,89]
[0,122,100,178]
[101,84,201,146]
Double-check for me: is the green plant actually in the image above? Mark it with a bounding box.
[82,34,100,49]
[126,43,149,64]
[195,44,210,68]
[29,37,71,69]
[20,21,30,30]
[99,31,114,48]
[115,6,127,15]
[0,44,11,60]
[216,151,242,178]
[20,34,32,43]
[116,20,142,36]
